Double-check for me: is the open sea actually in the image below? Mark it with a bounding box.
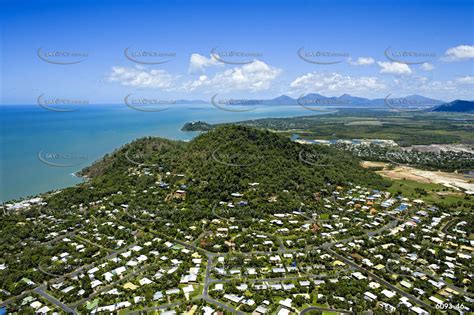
[0,104,325,202]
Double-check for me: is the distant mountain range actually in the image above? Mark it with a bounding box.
[177,94,473,112]
[212,93,446,107]
[431,100,474,113]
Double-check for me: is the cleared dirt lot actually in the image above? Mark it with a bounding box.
[361,161,474,193]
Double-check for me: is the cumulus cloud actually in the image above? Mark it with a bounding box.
[441,45,474,61]
[391,75,474,100]
[184,60,281,92]
[108,61,281,93]
[456,76,474,84]
[377,61,412,75]
[290,72,385,95]
[108,66,178,89]
[184,75,210,91]
[188,53,222,74]
[421,63,434,71]
[349,57,375,66]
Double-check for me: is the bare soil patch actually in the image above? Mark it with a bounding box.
[361,161,474,192]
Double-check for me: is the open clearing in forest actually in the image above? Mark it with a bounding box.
[361,161,474,193]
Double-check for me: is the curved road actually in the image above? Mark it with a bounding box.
[300,305,353,314]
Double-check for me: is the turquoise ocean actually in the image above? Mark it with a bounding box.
[0,104,324,202]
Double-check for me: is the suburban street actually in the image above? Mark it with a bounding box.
[2,197,467,314]
[33,286,77,315]
[327,249,434,312]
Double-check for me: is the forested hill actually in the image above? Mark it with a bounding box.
[73,125,387,206]
[432,100,474,113]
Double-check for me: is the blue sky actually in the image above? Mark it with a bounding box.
[1,0,473,104]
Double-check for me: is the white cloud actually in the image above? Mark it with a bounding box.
[456,76,474,84]
[108,61,280,93]
[184,60,281,92]
[290,72,385,95]
[289,70,472,101]
[349,57,375,66]
[188,53,222,74]
[421,63,434,71]
[184,75,209,90]
[442,45,474,61]
[377,61,412,75]
[108,66,178,89]
[392,76,474,100]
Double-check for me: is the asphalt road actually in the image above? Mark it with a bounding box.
[1,208,437,315]
[126,301,185,315]
[34,286,77,314]
[327,248,434,312]
[300,305,354,314]
[202,296,245,315]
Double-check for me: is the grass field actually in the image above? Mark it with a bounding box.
[228,110,474,146]
[387,178,473,208]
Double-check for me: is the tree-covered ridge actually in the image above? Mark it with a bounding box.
[181,121,213,131]
[76,125,388,204]
[432,100,474,113]
[1,125,388,299]
[2,126,473,314]
[79,136,187,178]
